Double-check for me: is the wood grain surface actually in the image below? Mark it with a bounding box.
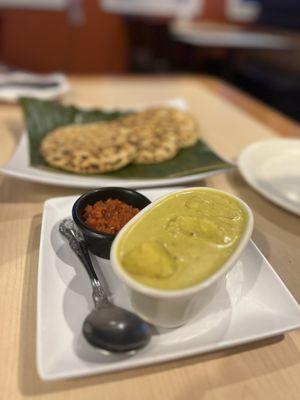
[0,75,299,400]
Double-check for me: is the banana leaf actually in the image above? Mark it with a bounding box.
[19,98,232,179]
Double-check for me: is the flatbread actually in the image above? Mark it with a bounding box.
[40,121,136,173]
[133,133,178,164]
[118,108,179,164]
[118,107,199,163]
[40,107,201,172]
[165,108,199,148]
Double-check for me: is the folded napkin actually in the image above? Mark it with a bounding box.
[0,72,69,102]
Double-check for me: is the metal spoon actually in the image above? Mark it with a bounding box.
[59,219,152,352]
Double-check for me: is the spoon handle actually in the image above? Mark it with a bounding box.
[59,219,109,306]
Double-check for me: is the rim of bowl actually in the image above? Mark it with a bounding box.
[110,187,254,299]
[72,187,151,239]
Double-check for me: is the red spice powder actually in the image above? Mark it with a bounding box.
[82,198,140,234]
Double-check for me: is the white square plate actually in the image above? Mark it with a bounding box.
[37,188,300,381]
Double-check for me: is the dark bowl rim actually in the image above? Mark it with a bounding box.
[72,186,151,239]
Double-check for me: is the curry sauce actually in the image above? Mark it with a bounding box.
[117,189,248,290]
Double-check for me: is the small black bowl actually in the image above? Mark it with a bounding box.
[72,187,151,259]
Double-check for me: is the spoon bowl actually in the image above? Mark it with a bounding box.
[83,304,151,352]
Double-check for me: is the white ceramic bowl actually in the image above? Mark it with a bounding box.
[111,187,254,328]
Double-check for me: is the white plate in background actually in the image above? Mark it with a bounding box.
[238,139,300,216]
[37,187,300,380]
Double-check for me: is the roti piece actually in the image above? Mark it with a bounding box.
[133,133,178,164]
[118,107,199,163]
[166,108,199,148]
[42,121,131,149]
[118,108,181,164]
[40,121,136,173]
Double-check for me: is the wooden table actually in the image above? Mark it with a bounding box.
[1,75,300,400]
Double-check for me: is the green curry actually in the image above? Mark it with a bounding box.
[117,189,248,290]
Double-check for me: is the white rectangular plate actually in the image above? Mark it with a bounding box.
[0,98,230,189]
[37,188,300,381]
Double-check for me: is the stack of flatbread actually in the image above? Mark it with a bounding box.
[40,107,200,174]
